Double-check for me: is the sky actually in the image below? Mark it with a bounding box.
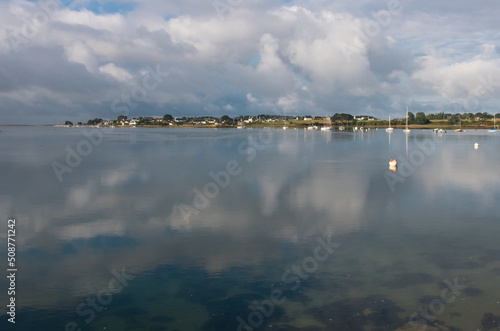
[0,0,499,124]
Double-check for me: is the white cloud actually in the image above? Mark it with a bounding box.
[277,93,299,112]
[246,93,257,103]
[412,54,500,101]
[99,63,133,82]
[1,0,500,123]
[65,40,98,72]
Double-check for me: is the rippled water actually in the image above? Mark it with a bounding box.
[1,126,499,330]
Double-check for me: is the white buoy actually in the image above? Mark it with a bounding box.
[474,142,479,150]
[389,159,397,166]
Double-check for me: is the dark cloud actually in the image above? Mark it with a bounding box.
[0,45,111,93]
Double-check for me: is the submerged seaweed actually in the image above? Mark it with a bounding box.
[478,249,500,263]
[423,252,484,270]
[305,294,405,330]
[463,287,482,297]
[481,313,500,329]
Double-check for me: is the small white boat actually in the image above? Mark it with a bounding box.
[339,126,345,131]
[455,116,462,132]
[321,117,333,131]
[488,114,499,133]
[403,106,410,134]
[386,116,394,132]
[283,116,288,130]
[386,128,394,132]
[474,142,479,150]
[389,159,397,167]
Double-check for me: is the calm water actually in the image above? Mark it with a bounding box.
[1,127,499,331]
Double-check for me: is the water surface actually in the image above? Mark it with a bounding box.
[1,127,499,330]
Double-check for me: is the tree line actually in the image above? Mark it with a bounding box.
[67,111,500,127]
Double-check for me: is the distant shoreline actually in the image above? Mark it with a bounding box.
[0,122,496,130]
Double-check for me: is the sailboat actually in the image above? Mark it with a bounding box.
[403,106,410,133]
[386,116,394,132]
[321,116,332,131]
[488,114,499,133]
[283,116,288,130]
[454,116,462,132]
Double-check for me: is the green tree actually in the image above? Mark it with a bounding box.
[117,115,128,122]
[163,114,173,122]
[65,121,73,126]
[87,118,103,125]
[414,112,430,125]
[407,112,415,124]
[331,113,354,124]
[220,115,232,123]
[483,112,493,119]
[448,114,461,125]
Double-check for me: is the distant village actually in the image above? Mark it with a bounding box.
[64,112,499,128]
[64,114,378,127]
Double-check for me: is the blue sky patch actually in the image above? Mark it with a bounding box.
[64,0,137,15]
[248,55,261,68]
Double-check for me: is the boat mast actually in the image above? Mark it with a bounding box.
[406,106,408,130]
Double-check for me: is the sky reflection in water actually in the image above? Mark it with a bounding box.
[0,127,499,330]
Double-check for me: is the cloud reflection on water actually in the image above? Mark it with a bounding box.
[1,128,499,312]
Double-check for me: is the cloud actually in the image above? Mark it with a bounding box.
[412,50,500,102]
[99,63,133,82]
[0,0,499,123]
[65,40,98,72]
[246,93,257,103]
